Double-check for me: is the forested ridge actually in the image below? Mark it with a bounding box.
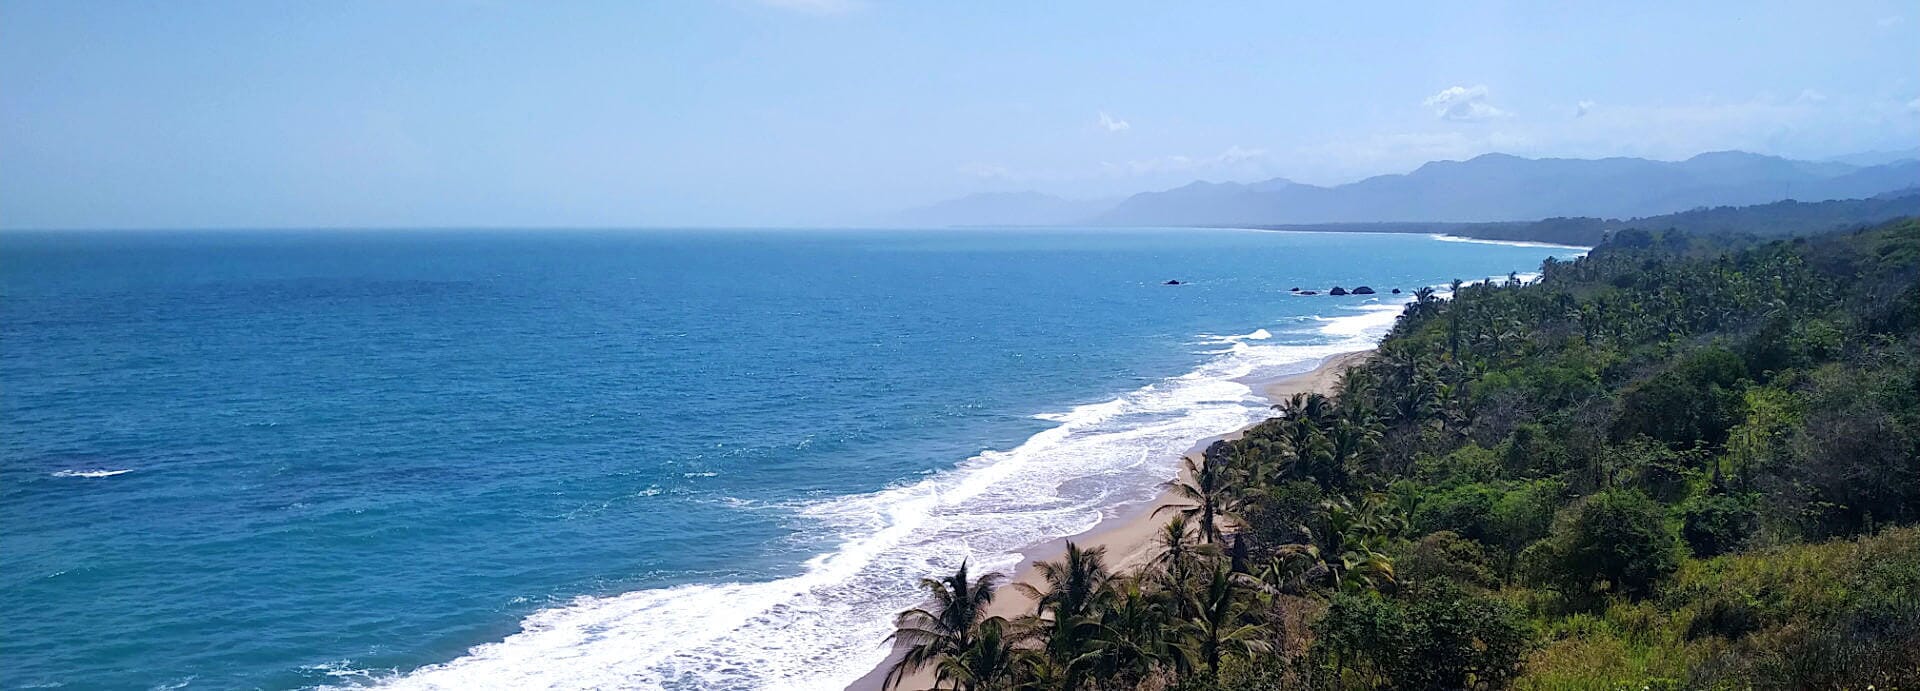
[886,217,1920,690]
[1444,191,1920,246]
[1247,191,1920,247]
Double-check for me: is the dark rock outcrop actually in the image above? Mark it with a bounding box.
[1391,288,1402,294]
[1164,279,1182,285]
[1329,286,1349,296]
[1298,290,1319,295]
[1352,286,1376,295]
[1289,287,1301,292]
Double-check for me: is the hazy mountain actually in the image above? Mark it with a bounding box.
[1824,148,1920,167]
[884,191,1116,227]
[1094,151,1920,226]
[894,151,1918,228]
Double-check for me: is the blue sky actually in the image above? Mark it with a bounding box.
[3,1,1916,229]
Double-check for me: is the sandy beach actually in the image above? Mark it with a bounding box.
[849,349,1371,691]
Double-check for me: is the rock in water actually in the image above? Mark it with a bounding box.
[1298,290,1319,295]
[1391,288,1402,294]
[1329,286,1348,296]
[1164,279,1182,285]
[1353,286,1376,294]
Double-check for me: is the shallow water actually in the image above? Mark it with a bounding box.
[0,227,1578,689]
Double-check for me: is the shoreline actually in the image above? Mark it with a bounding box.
[847,349,1371,691]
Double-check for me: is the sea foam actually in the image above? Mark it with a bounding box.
[1429,234,1594,251]
[50,469,134,478]
[367,303,1408,691]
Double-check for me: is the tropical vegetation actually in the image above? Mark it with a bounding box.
[886,217,1920,690]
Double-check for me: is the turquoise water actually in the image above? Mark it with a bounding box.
[0,228,1576,689]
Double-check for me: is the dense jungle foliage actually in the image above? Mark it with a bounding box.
[888,217,1920,691]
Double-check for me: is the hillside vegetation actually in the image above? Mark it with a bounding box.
[1447,191,1920,245]
[886,217,1920,690]
[1252,191,1920,247]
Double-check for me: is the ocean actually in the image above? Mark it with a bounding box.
[0,227,1580,690]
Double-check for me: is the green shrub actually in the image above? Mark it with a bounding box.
[1611,348,1748,450]
[1679,493,1757,557]
[1314,580,1534,690]
[1527,489,1682,602]
[1413,483,1500,543]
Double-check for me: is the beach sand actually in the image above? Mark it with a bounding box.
[847,349,1371,691]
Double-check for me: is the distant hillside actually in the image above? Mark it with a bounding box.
[1825,147,1920,167]
[1094,151,1919,226]
[1248,192,1920,246]
[1450,192,1920,245]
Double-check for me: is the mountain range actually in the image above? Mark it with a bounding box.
[893,150,1920,227]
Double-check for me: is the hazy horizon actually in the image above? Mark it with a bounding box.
[4,1,1918,230]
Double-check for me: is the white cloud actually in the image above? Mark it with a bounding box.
[1575,100,1596,118]
[755,0,860,14]
[1422,85,1513,121]
[1097,111,1131,133]
[1878,15,1904,28]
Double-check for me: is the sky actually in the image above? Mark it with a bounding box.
[2,1,1917,229]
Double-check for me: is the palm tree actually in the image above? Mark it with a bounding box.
[1148,513,1214,592]
[1318,495,1399,593]
[1301,417,1377,490]
[932,617,1020,691]
[1179,567,1272,682]
[1335,365,1380,424]
[1409,286,1441,321]
[1389,368,1441,426]
[1013,542,1111,690]
[1015,542,1111,623]
[1080,576,1181,684]
[1274,391,1333,424]
[1431,381,1470,435]
[1447,280,1465,357]
[1154,451,1237,544]
[1253,543,1325,596]
[887,561,1005,690]
[1230,434,1296,491]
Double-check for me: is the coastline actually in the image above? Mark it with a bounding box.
[848,349,1371,691]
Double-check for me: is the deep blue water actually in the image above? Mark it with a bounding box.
[0,228,1577,689]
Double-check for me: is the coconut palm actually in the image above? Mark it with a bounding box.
[1079,575,1181,684]
[1013,542,1111,689]
[1154,446,1239,544]
[1014,542,1110,624]
[932,617,1021,691]
[1334,365,1380,423]
[1273,391,1333,424]
[1147,514,1216,593]
[1178,566,1272,682]
[886,561,1005,690]
[1318,495,1399,593]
